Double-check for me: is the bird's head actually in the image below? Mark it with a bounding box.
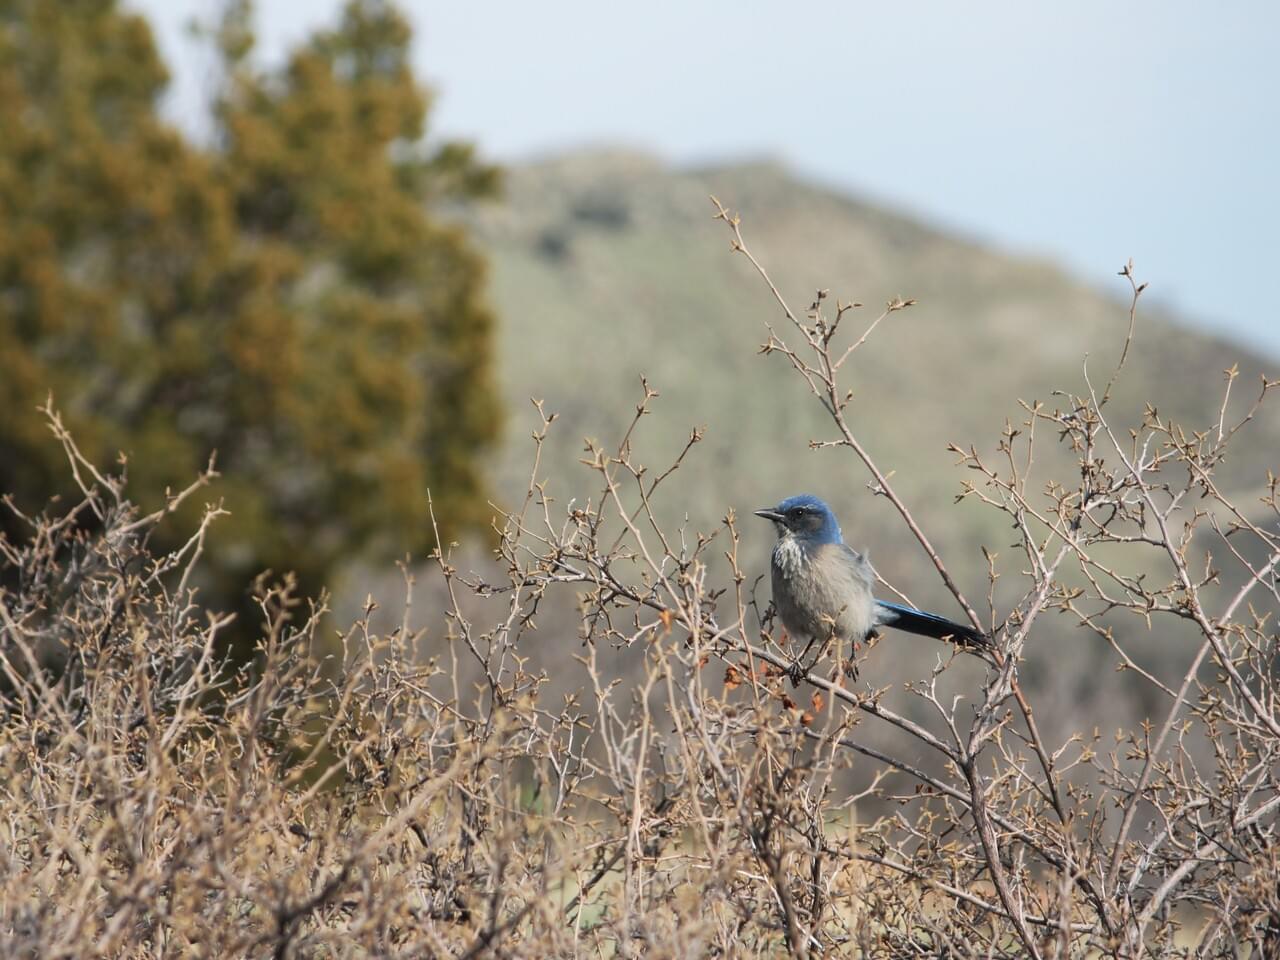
[754,494,842,544]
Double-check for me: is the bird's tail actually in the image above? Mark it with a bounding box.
[874,600,990,649]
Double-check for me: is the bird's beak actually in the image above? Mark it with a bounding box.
[754,508,785,522]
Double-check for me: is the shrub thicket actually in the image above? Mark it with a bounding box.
[1,205,1277,957]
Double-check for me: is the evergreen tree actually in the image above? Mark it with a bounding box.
[0,0,501,627]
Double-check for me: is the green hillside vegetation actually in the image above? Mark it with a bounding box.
[420,148,1279,742]
[475,150,1272,524]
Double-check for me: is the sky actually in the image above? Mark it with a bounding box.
[133,1,1280,358]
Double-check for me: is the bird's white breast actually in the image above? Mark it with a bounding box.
[772,536,807,580]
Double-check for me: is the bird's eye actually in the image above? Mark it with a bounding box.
[791,507,805,518]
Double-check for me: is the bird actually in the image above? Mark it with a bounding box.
[754,494,988,671]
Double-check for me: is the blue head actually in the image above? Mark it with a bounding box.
[754,494,843,545]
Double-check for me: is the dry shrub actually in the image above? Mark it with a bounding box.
[1,209,1278,959]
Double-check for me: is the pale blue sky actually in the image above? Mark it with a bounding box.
[134,1,1280,357]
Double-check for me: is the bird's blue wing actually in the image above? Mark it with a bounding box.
[874,600,989,648]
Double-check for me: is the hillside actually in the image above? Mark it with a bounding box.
[476,152,1274,512]
[469,149,1274,546]
[409,149,1278,739]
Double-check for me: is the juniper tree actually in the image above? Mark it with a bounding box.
[0,0,501,634]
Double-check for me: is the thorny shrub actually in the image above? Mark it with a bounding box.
[1,205,1278,958]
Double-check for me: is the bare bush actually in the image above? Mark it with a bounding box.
[2,208,1278,958]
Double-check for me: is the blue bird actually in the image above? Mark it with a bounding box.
[754,494,987,667]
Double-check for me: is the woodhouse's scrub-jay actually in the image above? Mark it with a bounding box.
[755,494,987,662]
